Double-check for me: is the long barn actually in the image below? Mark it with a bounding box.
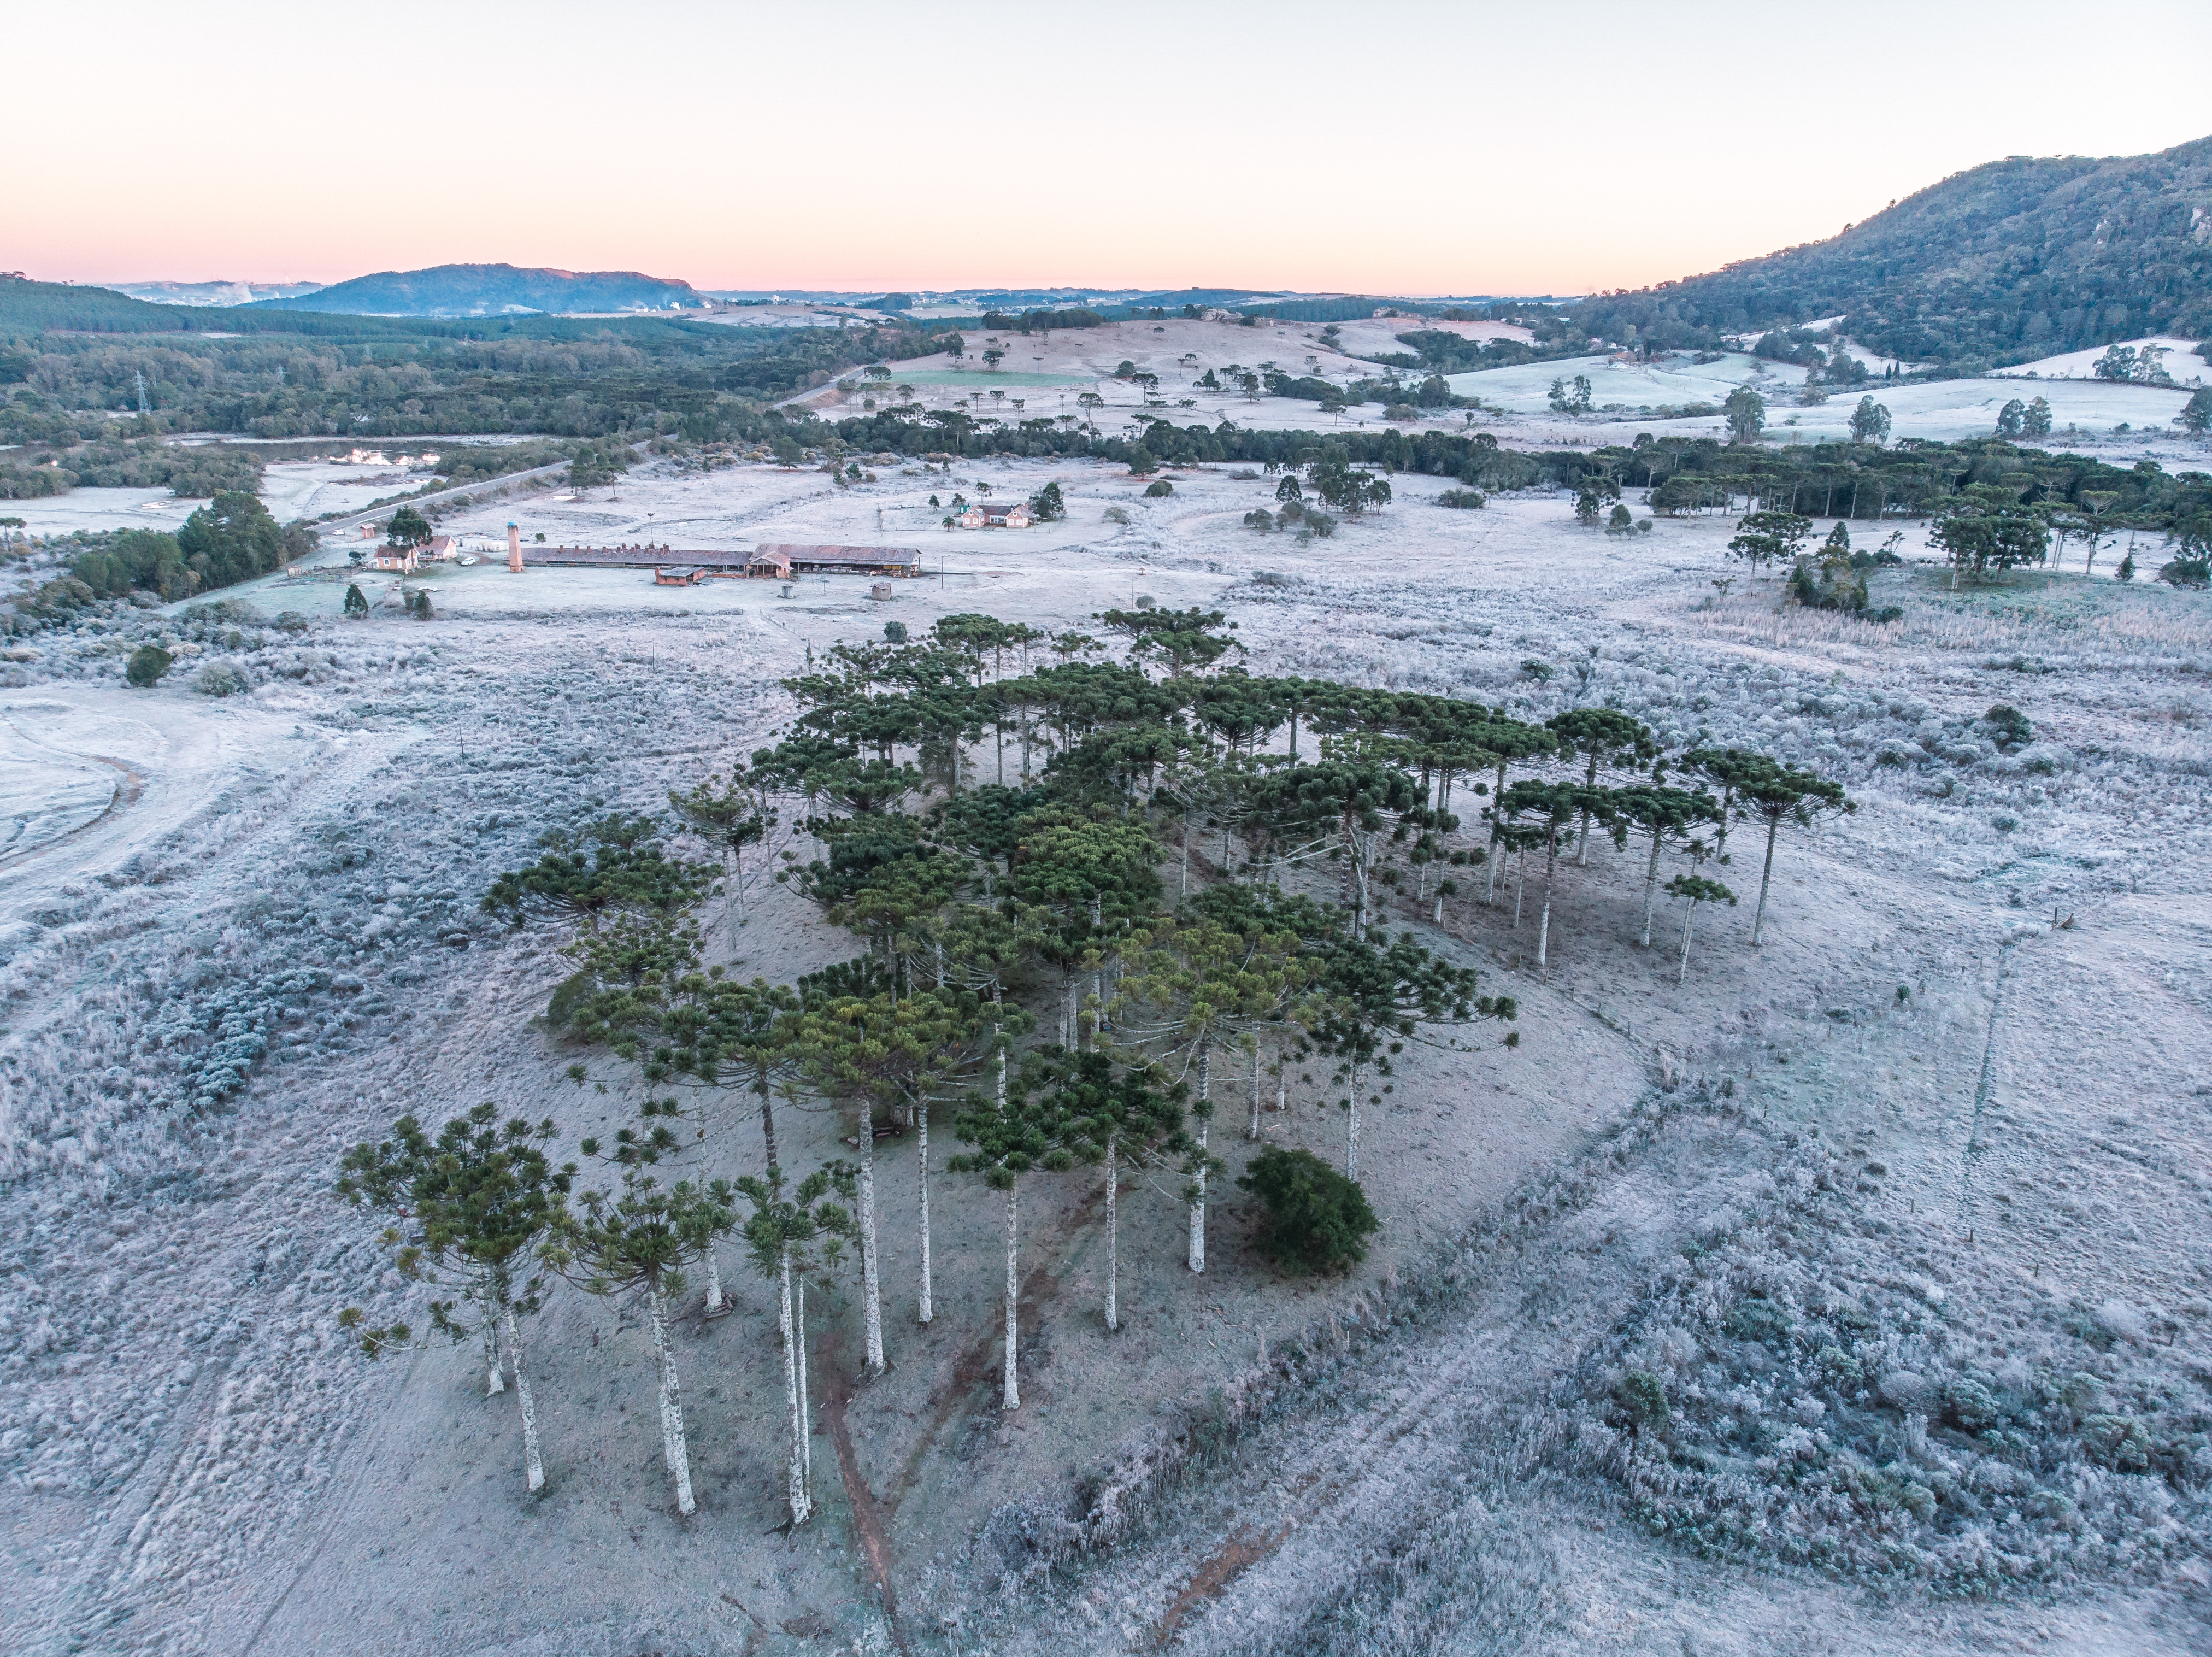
[521,542,922,577]
[750,545,923,577]
[530,543,752,571]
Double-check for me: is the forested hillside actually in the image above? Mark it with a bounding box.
[245,263,704,318]
[0,279,956,447]
[1573,137,2212,368]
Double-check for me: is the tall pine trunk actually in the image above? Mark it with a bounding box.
[1189,1040,1209,1274]
[1248,1047,1262,1139]
[1678,903,1697,983]
[1001,1185,1021,1409]
[1347,1059,1362,1179]
[1104,1134,1119,1333]
[482,1310,505,1396]
[649,1288,697,1517]
[776,1245,810,1525]
[1485,759,1508,902]
[916,1100,933,1325]
[1751,813,1781,945]
[795,1271,813,1490]
[1537,834,1557,969]
[1639,831,1664,948]
[756,1080,777,1170]
[702,1245,723,1315]
[855,1109,885,1374]
[507,1309,543,1495]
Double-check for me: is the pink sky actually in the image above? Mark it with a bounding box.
[16,1,2210,297]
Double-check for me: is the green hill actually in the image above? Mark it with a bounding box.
[245,263,703,318]
[0,277,214,334]
[1573,136,2212,368]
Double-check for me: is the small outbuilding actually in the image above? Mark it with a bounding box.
[654,567,703,586]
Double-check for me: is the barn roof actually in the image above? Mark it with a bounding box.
[755,544,922,567]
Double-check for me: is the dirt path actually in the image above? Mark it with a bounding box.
[816,1331,910,1654]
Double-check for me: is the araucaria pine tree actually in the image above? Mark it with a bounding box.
[1497,779,1608,969]
[1117,912,1309,1272]
[336,1104,572,1495]
[1543,709,1656,866]
[1666,874,1737,982]
[946,1067,1093,1409]
[668,765,783,947]
[1728,758,1854,946]
[1307,928,1513,1178]
[795,988,1027,1367]
[736,1163,856,1526]
[1611,783,1724,948]
[989,1047,1187,1335]
[546,1170,725,1516]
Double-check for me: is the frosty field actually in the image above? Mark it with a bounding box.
[3,449,2209,1656]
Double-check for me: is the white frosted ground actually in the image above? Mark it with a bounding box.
[6,446,2210,1655]
[0,715,115,868]
[0,489,200,538]
[1445,349,1802,411]
[1991,334,2207,384]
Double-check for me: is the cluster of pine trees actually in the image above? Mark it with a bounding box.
[334,607,1853,1522]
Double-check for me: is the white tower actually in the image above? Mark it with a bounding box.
[507,521,525,573]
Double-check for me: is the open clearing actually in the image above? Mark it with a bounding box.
[791,316,2211,465]
[3,448,2209,1655]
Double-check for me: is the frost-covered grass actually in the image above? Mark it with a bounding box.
[4,454,2208,1655]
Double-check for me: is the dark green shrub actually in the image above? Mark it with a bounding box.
[1982,704,2032,750]
[125,644,173,688]
[1620,1369,1670,1431]
[1237,1145,1378,1274]
[1437,487,1485,509]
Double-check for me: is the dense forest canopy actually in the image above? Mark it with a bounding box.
[0,278,966,448]
[1570,137,2212,369]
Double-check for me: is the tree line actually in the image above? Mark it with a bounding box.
[334,607,1856,1523]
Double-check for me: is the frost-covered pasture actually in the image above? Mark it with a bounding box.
[3,450,2209,1655]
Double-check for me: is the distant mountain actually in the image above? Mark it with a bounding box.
[245,263,703,318]
[1574,136,2212,368]
[108,279,324,308]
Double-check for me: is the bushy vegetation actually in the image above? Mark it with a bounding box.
[1238,1145,1378,1274]
[1549,1116,2209,1593]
